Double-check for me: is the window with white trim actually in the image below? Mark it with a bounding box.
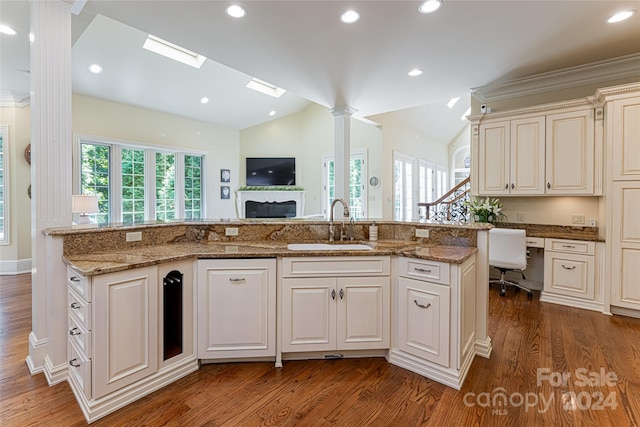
[393,151,416,221]
[321,151,367,219]
[0,126,8,244]
[76,136,204,225]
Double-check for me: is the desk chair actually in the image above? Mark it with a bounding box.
[489,228,533,298]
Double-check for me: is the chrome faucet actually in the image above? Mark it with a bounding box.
[329,198,350,242]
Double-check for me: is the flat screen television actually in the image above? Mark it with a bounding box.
[246,157,296,186]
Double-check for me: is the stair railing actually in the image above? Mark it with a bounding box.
[417,177,470,222]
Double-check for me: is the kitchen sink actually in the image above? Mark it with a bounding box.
[287,243,373,251]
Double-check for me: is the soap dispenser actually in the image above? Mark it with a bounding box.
[369,222,378,241]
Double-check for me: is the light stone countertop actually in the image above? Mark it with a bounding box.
[64,240,477,276]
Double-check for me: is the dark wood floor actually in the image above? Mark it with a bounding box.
[1,274,639,426]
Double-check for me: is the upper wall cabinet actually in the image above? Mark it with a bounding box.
[477,117,545,196]
[471,99,601,197]
[609,96,640,181]
[545,109,595,195]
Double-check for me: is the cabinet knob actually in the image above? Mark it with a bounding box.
[547,183,551,189]
[70,302,81,309]
[339,289,344,300]
[331,289,336,300]
[414,300,431,309]
[69,358,81,368]
[69,327,81,336]
[511,183,515,190]
[505,183,509,190]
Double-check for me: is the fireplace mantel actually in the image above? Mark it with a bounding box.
[236,190,305,218]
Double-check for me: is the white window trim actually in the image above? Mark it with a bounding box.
[321,149,368,219]
[74,133,207,223]
[393,150,417,221]
[0,125,9,245]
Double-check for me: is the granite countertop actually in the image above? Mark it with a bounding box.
[64,240,478,276]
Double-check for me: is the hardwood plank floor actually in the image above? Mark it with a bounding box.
[1,274,639,426]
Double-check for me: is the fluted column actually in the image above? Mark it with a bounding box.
[329,106,356,218]
[27,0,73,384]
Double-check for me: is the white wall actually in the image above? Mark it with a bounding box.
[0,105,32,273]
[73,94,240,219]
[240,103,384,217]
[368,113,449,219]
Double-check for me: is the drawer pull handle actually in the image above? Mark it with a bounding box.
[69,358,81,368]
[339,289,344,300]
[414,300,431,309]
[562,265,576,270]
[70,302,81,309]
[562,245,576,248]
[70,276,81,282]
[331,289,336,300]
[414,268,432,273]
[69,327,81,336]
[229,278,245,283]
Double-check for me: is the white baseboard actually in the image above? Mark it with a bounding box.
[0,258,32,275]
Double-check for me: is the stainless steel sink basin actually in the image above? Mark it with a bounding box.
[287,243,373,251]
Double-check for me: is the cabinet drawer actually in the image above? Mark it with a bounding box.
[68,315,92,357]
[398,257,450,285]
[282,256,390,277]
[68,340,91,401]
[544,252,595,300]
[526,237,545,248]
[68,288,91,330]
[67,266,90,301]
[545,239,595,255]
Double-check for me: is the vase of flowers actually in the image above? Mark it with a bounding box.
[465,197,506,224]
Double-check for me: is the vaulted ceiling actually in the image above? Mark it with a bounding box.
[2,1,639,145]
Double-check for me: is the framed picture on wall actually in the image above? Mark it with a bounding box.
[220,186,231,199]
[220,169,231,183]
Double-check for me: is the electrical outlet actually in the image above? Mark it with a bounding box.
[126,231,142,242]
[415,229,429,238]
[571,214,585,225]
[589,219,597,227]
[517,212,525,222]
[225,227,239,236]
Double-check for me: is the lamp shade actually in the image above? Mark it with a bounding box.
[72,195,99,214]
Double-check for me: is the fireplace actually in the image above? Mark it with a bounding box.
[236,190,305,218]
[245,201,297,218]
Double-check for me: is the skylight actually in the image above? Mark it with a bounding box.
[447,97,460,109]
[143,34,207,69]
[246,78,286,98]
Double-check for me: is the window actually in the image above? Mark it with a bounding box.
[322,151,367,219]
[436,164,449,199]
[76,136,205,224]
[0,126,8,244]
[393,151,416,221]
[419,159,435,204]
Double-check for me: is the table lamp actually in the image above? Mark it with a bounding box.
[72,195,99,225]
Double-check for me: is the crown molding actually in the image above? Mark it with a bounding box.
[472,53,640,103]
[0,90,30,108]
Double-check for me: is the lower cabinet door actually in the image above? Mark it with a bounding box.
[93,266,158,399]
[337,277,389,350]
[397,277,450,367]
[282,277,337,353]
[197,259,276,359]
[544,252,594,300]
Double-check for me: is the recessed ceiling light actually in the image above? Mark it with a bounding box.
[0,24,17,35]
[246,78,286,98]
[88,64,103,74]
[269,110,276,116]
[200,97,209,104]
[447,97,460,109]
[408,68,423,77]
[606,10,635,23]
[419,0,442,14]
[226,4,246,18]
[143,34,207,68]
[340,10,360,24]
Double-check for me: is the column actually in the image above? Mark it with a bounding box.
[27,0,73,385]
[330,106,356,218]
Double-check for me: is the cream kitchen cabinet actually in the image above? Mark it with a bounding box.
[545,109,595,195]
[280,256,390,354]
[67,265,159,401]
[197,258,276,359]
[390,255,477,390]
[477,116,545,196]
